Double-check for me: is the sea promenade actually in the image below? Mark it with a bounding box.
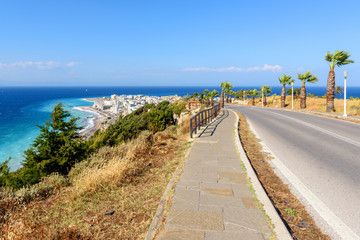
[153,109,288,239]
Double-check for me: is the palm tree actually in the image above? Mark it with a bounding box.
[259,85,272,106]
[209,89,219,106]
[278,74,293,108]
[325,50,354,112]
[203,89,210,106]
[286,88,300,97]
[229,90,236,103]
[236,89,244,100]
[249,89,260,106]
[220,82,228,108]
[298,71,318,108]
[224,82,234,103]
[245,89,252,101]
[335,86,343,99]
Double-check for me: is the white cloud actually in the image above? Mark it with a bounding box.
[0,61,81,69]
[183,64,282,72]
[66,62,82,67]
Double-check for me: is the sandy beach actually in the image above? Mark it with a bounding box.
[76,106,109,138]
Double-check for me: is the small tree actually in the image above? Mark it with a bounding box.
[287,88,301,97]
[220,82,231,107]
[335,86,343,99]
[245,89,252,101]
[209,89,219,106]
[259,85,272,106]
[224,82,234,103]
[325,50,354,112]
[298,71,318,108]
[21,103,86,186]
[278,74,293,107]
[249,89,260,106]
[235,89,244,100]
[229,90,236,103]
[203,89,210,106]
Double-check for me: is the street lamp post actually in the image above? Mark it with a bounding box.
[343,71,348,117]
[291,82,294,110]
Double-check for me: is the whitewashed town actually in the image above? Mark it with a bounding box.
[91,94,181,116]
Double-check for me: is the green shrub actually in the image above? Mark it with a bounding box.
[0,104,86,189]
[87,101,176,149]
[1,101,184,191]
[173,102,186,117]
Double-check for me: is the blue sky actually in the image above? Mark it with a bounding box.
[0,0,359,86]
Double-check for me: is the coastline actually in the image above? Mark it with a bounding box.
[74,105,108,138]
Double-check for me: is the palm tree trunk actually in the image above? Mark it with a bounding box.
[229,95,232,103]
[281,85,286,108]
[263,94,267,106]
[300,83,306,108]
[252,96,255,106]
[220,91,224,108]
[326,69,335,112]
[226,94,229,103]
[211,96,214,106]
[264,94,267,106]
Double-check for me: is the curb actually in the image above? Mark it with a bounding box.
[144,141,193,240]
[229,109,293,240]
[145,112,225,239]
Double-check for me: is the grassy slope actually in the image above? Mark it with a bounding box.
[0,120,191,239]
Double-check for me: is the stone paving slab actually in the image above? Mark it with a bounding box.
[156,110,271,239]
[166,210,224,230]
[205,230,266,240]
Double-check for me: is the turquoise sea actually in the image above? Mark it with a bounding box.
[1,86,359,170]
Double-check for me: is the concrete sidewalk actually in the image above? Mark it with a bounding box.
[157,110,272,240]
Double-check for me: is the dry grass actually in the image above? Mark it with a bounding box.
[237,112,330,240]
[243,95,360,116]
[0,120,191,239]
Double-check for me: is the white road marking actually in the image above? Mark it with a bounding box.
[254,108,360,148]
[246,118,360,240]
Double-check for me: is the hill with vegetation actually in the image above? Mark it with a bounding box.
[0,100,189,239]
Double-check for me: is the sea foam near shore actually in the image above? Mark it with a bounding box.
[73,106,102,134]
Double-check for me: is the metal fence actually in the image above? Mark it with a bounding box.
[190,103,221,138]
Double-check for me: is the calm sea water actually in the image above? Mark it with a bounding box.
[1,86,359,169]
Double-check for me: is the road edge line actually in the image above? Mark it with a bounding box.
[245,116,360,240]
[229,109,293,240]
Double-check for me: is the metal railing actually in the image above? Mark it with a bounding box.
[190,103,221,138]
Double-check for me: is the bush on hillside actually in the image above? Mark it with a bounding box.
[87,101,182,149]
[0,104,87,189]
[0,101,186,190]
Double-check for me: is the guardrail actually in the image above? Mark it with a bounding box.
[190,103,221,138]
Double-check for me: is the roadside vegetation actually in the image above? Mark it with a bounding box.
[237,112,330,240]
[208,50,358,116]
[0,100,190,239]
[236,94,360,117]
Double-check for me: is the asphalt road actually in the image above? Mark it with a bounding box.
[228,105,360,240]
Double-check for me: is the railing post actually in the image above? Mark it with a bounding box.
[189,103,221,137]
[198,115,201,130]
[201,111,203,126]
[190,118,193,138]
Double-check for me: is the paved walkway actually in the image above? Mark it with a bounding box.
[157,110,271,240]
